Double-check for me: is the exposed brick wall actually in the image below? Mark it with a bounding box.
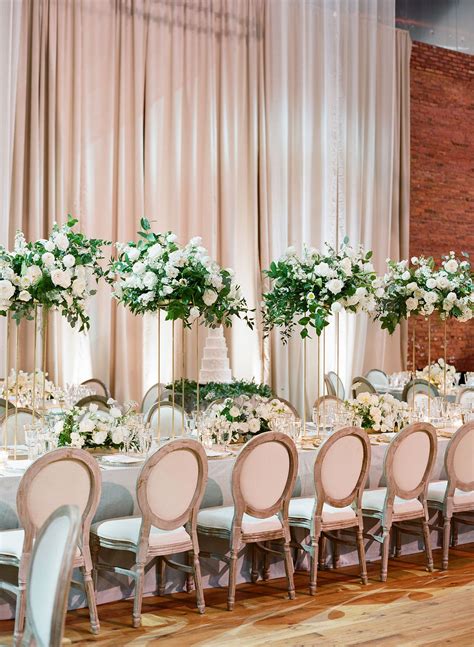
[408,41,474,373]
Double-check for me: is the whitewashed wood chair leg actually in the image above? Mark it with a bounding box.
[394,527,402,557]
[227,544,240,611]
[251,544,259,583]
[13,575,27,645]
[91,538,100,591]
[332,531,340,569]
[356,528,368,585]
[451,518,458,546]
[132,562,146,628]
[83,565,100,634]
[318,535,327,570]
[283,533,296,600]
[263,542,270,581]
[157,557,166,596]
[186,552,194,593]
[421,518,434,572]
[442,516,452,570]
[309,533,320,596]
[380,527,391,582]
[193,550,205,614]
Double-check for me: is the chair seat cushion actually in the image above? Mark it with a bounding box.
[362,488,423,515]
[427,480,474,506]
[197,506,282,535]
[289,497,356,524]
[0,529,24,559]
[91,516,191,548]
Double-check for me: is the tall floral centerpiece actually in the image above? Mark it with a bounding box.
[107,218,252,437]
[262,240,377,430]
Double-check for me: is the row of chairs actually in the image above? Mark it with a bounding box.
[1,422,472,644]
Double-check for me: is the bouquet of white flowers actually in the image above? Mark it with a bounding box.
[0,369,60,407]
[345,392,410,433]
[55,399,139,450]
[434,252,473,322]
[0,217,108,330]
[417,358,456,391]
[205,395,294,443]
[108,219,252,328]
[262,239,376,341]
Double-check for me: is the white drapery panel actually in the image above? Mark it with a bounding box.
[4,0,409,404]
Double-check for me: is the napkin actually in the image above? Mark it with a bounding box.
[100,455,144,465]
[5,459,33,472]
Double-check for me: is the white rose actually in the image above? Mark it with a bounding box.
[79,418,95,434]
[436,276,450,289]
[424,291,438,304]
[189,306,200,320]
[326,278,344,295]
[18,290,31,302]
[190,236,202,246]
[111,428,124,445]
[0,280,15,301]
[363,262,374,273]
[426,278,437,289]
[44,240,55,252]
[249,418,261,433]
[126,246,140,261]
[62,253,76,268]
[42,252,56,267]
[406,297,418,311]
[331,301,342,314]
[72,278,86,297]
[166,265,179,279]
[167,233,177,243]
[314,262,330,277]
[26,265,42,284]
[411,256,419,264]
[444,259,458,274]
[229,406,240,417]
[70,432,84,448]
[132,261,146,275]
[143,271,158,288]
[203,289,218,306]
[92,430,108,445]
[375,287,384,298]
[340,257,352,275]
[110,406,122,419]
[51,268,72,289]
[53,232,69,251]
[447,292,457,302]
[210,274,223,290]
[401,271,411,281]
[407,282,417,292]
[89,403,99,413]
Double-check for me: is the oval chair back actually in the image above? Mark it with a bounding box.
[0,397,15,418]
[24,505,81,647]
[314,427,371,510]
[231,432,298,521]
[444,421,474,497]
[17,448,101,556]
[402,379,439,403]
[365,369,389,389]
[313,395,343,418]
[136,438,208,533]
[383,422,437,505]
[272,397,300,419]
[328,371,345,400]
[141,383,167,414]
[351,376,376,399]
[324,375,336,396]
[146,401,187,438]
[0,407,41,445]
[456,387,474,407]
[80,378,111,399]
[76,394,110,412]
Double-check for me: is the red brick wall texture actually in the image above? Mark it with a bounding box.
[408,41,474,372]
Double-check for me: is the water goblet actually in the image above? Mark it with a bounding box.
[24,424,40,460]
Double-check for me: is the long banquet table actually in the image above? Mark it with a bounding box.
[0,436,472,620]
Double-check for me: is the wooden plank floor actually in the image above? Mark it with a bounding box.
[1,545,473,646]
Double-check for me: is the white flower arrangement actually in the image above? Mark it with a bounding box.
[56,399,139,449]
[108,219,252,328]
[0,369,58,407]
[263,239,377,341]
[417,358,456,391]
[0,217,108,330]
[345,392,410,433]
[205,395,294,443]
[376,253,473,333]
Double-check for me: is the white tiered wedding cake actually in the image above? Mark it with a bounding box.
[199,326,232,383]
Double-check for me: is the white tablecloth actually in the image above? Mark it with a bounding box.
[0,437,472,620]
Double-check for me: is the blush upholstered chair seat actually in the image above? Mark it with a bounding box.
[289,426,370,594]
[0,448,102,644]
[91,438,208,627]
[361,422,437,581]
[197,432,298,610]
[427,421,474,569]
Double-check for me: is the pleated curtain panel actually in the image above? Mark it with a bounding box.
[0,0,410,410]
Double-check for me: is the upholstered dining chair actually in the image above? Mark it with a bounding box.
[273,397,300,419]
[365,369,389,389]
[361,422,437,581]
[21,505,81,647]
[80,378,111,400]
[0,397,15,418]
[0,408,41,445]
[327,371,345,400]
[75,394,110,412]
[312,395,343,417]
[91,438,208,627]
[289,426,371,594]
[427,421,474,569]
[456,387,474,407]
[146,401,187,438]
[351,376,376,399]
[0,448,101,643]
[197,432,298,610]
[140,382,167,414]
[402,379,439,403]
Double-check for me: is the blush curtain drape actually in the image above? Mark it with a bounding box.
[1,0,410,405]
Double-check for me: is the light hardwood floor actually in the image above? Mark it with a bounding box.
[1,544,473,646]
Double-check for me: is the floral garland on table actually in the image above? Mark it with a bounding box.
[345,393,410,434]
[375,253,474,334]
[55,400,138,450]
[0,217,109,330]
[417,358,456,391]
[108,219,253,328]
[165,378,272,410]
[205,395,294,444]
[262,240,377,341]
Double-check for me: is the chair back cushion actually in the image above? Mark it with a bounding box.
[446,422,474,492]
[148,403,186,437]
